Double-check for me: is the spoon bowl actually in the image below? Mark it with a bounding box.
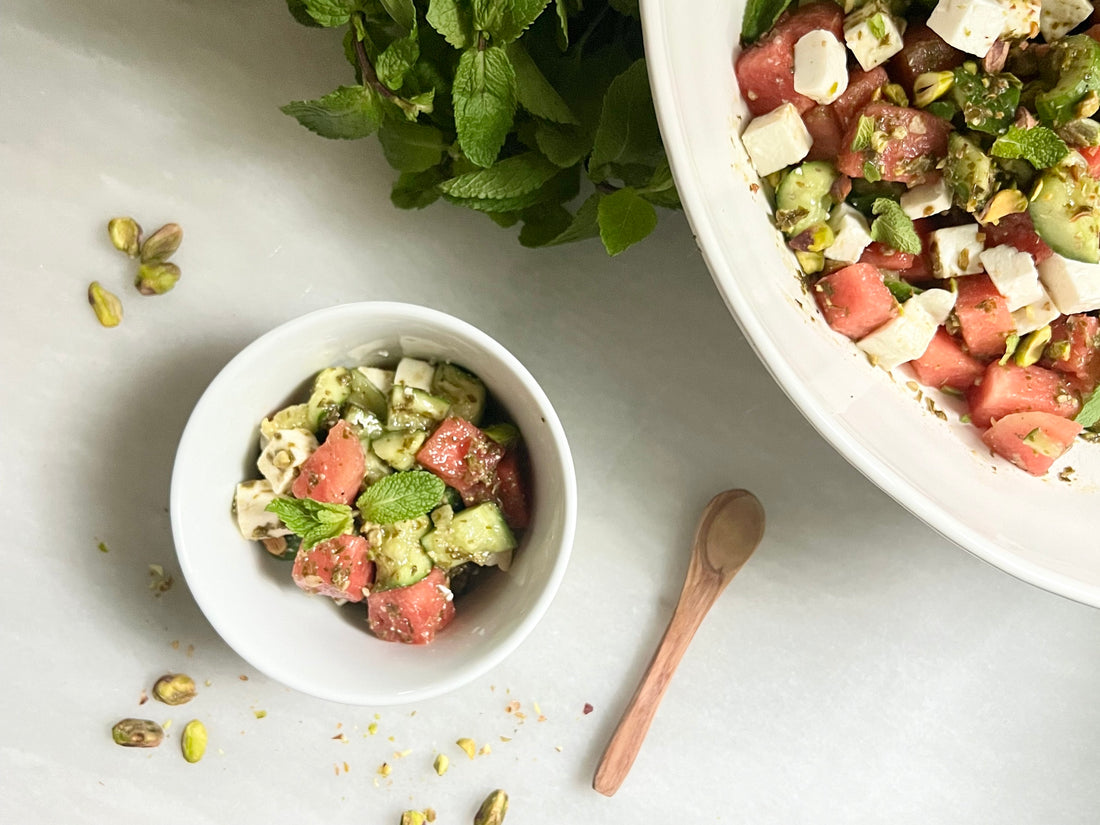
[592,489,765,796]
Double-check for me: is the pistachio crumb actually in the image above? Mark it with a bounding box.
[456,738,476,759]
[479,744,492,756]
[368,722,379,735]
[433,753,449,776]
[333,733,348,743]
[254,710,267,719]
[378,762,392,777]
[499,736,511,743]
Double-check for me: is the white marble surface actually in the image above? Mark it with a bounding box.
[2,2,1099,823]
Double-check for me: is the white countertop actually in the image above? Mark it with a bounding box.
[3,2,1099,822]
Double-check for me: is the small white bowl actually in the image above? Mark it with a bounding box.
[170,302,577,705]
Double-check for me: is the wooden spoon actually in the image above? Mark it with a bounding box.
[592,489,766,797]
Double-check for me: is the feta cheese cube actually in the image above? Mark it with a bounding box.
[826,204,873,264]
[393,357,435,391]
[1040,0,1093,41]
[794,30,849,105]
[900,178,952,220]
[979,245,1043,310]
[1038,254,1100,314]
[844,3,907,71]
[357,366,394,394]
[914,288,957,325]
[257,428,319,495]
[1011,286,1061,334]
[1001,0,1041,39]
[857,296,940,370]
[235,479,293,541]
[930,224,985,278]
[927,0,1004,58]
[740,103,813,177]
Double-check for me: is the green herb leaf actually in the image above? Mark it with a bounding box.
[281,85,386,139]
[850,115,875,152]
[554,0,569,46]
[426,0,473,48]
[546,192,601,245]
[637,160,680,208]
[883,278,918,303]
[286,0,325,27]
[535,120,592,167]
[597,187,658,256]
[741,0,795,44]
[862,160,883,183]
[299,0,361,27]
[453,45,517,167]
[378,0,416,31]
[393,89,436,121]
[357,471,446,524]
[609,0,639,16]
[440,151,559,198]
[990,126,1070,169]
[869,198,922,254]
[519,202,573,247]
[376,22,420,91]
[379,119,446,172]
[1076,386,1100,428]
[999,332,1021,365]
[264,498,355,550]
[487,0,552,45]
[590,59,663,181]
[506,42,578,124]
[391,167,446,209]
[867,13,886,41]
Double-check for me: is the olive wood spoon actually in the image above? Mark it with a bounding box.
[592,489,765,797]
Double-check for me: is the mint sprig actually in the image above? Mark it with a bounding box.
[991,126,1070,169]
[741,0,795,44]
[264,497,355,550]
[357,471,445,524]
[869,198,922,255]
[1076,386,1100,428]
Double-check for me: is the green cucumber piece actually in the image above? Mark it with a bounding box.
[371,429,427,471]
[347,368,388,418]
[386,385,451,431]
[774,161,839,238]
[1036,35,1100,128]
[943,133,997,214]
[482,422,520,448]
[421,502,517,570]
[307,367,353,430]
[431,363,487,424]
[371,516,433,590]
[1029,167,1100,263]
[261,403,314,441]
[951,67,1020,135]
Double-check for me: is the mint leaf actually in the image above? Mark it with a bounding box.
[299,0,362,26]
[393,89,436,121]
[488,0,552,45]
[391,167,445,209]
[264,498,355,550]
[506,42,578,125]
[440,151,559,199]
[281,85,385,139]
[741,0,795,44]
[867,13,886,41]
[546,192,601,245]
[609,0,639,16]
[453,46,518,167]
[555,0,569,46]
[590,60,663,181]
[850,115,874,152]
[598,187,658,256]
[427,0,473,49]
[637,160,681,208]
[990,126,1070,169]
[519,202,573,247]
[357,471,445,524]
[286,0,324,27]
[376,22,419,91]
[378,0,416,31]
[869,198,922,254]
[883,278,918,303]
[1076,386,1100,428]
[379,119,446,172]
[535,121,592,167]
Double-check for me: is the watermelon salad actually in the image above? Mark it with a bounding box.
[736,0,1100,474]
[232,357,530,644]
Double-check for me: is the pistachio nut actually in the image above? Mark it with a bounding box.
[456,737,476,759]
[433,753,449,776]
[474,789,509,825]
[400,812,426,825]
[112,718,164,748]
[181,719,207,763]
[913,71,954,109]
[88,281,123,327]
[794,250,824,275]
[153,673,197,705]
[136,262,181,295]
[881,82,909,108]
[1016,325,1053,367]
[140,222,183,264]
[107,217,142,257]
[977,189,1028,226]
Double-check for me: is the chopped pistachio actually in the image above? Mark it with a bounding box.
[152,673,197,705]
[433,753,449,775]
[977,189,1028,225]
[913,71,954,108]
[378,762,392,777]
[136,262,181,295]
[1016,326,1052,367]
[456,737,476,759]
[108,217,142,257]
[181,719,207,763]
[254,709,267,719]
[400,813,426,825]
[795,250,825,274]
[140,222,183,264]
[88,281,123,327]
[112,718,164,748]
[474,789,509,825]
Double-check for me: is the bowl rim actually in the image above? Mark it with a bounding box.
[639,0,1100,608]
[169,300,578,704]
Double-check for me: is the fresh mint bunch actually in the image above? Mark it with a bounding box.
[281,0,680,256]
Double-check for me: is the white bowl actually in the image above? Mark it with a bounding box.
[641,0,1100,605]
[170,302,577,704]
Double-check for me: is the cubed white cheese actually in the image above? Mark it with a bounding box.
[257,428,319,495]
[235,479,292,541]
[826,204,874,264]
[794,30,849,105]
[357,366,394,394]
[900,178,952,220]
[914,288,957,325]
[1011,285,1061,334]
[1038,253,1100,314]
[393,357,434,391]
[1001,0,1041,39]
[1040,0,1093,41]
[844,3,907,71]
[856,296,940,370]
[741,103,813,177]
[930,224,985,278]
[979,244,1043,310]
[927,0,1004,58]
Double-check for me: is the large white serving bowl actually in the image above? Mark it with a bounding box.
[170,302,576,705]
[641,0,1100,606]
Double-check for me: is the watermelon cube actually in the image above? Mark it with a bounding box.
[416,417,504,505]
[813,263,899,340]
[494,449,531,530]
[1043,315,1100,392]
[954,274,1016,360]
[966,362,1081,428]
[367,567,455,644]
[292,420,365,505]
[909,328,985,391]
[291,534,374,603]
[981,412,1082,476]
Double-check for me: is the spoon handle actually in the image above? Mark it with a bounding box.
[592,577,723,797]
